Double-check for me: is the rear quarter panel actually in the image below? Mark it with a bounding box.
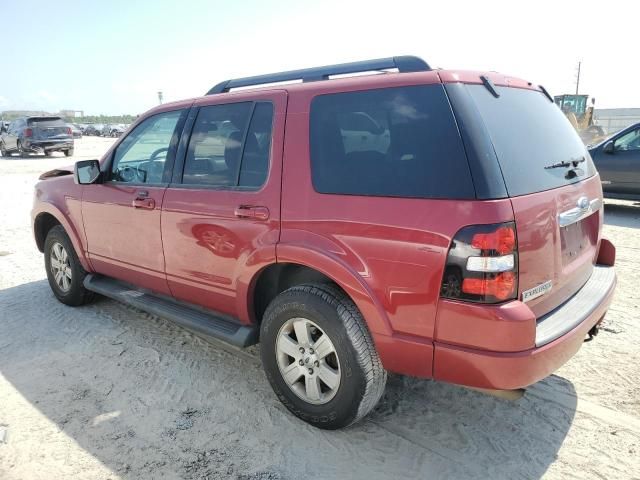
[280,82,516,343]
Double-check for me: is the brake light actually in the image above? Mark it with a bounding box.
[440,222,518,304]
[471,226,515,255]
[25,128,33,137]
[462,271,516,301]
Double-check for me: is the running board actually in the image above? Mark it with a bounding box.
[83,274,258,348]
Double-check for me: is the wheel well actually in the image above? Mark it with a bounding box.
[252,263,342,324]
[34,213,61,252]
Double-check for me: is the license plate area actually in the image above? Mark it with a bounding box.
[560,214,598,266]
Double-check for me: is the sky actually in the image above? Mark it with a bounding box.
[0,0,638,115]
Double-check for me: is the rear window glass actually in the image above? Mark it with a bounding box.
[309,85,475,199]
[27,117,65,127]
[467,85,595,197]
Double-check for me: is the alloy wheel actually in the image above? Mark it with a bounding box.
[276,317,341,405]
[50,242,72,292]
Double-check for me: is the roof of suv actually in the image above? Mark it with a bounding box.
[146,56,544,117]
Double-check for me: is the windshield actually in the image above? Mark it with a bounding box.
[468,85,596,197]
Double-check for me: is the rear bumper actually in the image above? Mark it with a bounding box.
[433,264,616,390]
[24,140,73,152]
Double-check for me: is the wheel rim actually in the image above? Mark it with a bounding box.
[276,317,341,405]
[50,242,72,292]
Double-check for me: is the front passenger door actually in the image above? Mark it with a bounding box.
[82,109,187,295]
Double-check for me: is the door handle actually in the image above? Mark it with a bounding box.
[234,206,270,220]
[132,191,155,209]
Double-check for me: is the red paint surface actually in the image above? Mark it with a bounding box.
[510,174,603,318]
[31,67,617,390]
[162,91,287,322]
[433,273,616,389]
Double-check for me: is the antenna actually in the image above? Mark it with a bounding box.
[575,61,581,95]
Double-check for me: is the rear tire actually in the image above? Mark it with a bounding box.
[64,148,74,157]
[0,142,6,157]
[260,283,386,429]
[16,140,24,157]
[44,150,52,157]
[44,225,95,306]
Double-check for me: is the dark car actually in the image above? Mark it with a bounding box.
[1,116,74,157]
[84,124,105,136]
[108,124,127,137]
[31,56,616,429]
[589,122,640,199]
[68,124,83,139]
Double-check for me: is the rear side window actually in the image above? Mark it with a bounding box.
[182,102,273,189]
[467,85,596,196]
[310,85,474,199]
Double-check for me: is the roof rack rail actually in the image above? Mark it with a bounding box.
[206,55,430,95]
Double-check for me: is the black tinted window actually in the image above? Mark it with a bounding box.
[467,85,595,196]
[239,103,273,188]
[27,117,65,127]
[310,85,474,199]
[183,102,273,189]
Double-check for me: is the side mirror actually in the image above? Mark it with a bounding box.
[603,141,614,154]
[0,126,6,134]
[75,159,102,184]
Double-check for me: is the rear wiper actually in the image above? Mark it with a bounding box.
[544,156,586,169]
[544,160,571,169]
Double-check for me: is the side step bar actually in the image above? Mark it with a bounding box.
[84,274,258,348]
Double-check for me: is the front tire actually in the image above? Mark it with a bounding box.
[64,148,74,157]
[0,142,6,157]
[44,225,95,306]
[260,283,386,429]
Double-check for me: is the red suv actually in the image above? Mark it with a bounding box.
[32,56,617,429]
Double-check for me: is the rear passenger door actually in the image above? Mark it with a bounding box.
[161,91,286,322]
[5,120,20,150]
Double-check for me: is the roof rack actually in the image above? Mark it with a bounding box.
[206,55,430,95]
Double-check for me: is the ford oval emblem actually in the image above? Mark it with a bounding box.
[577,196,589,210]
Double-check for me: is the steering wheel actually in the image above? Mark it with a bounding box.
[150,147,169,160]
[136,147,170,182]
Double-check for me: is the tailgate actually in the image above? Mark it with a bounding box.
[33,125,70,140]
[511,175,603,317]
[28,118,71,140]
[461,82,604,318]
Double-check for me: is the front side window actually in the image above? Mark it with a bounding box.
[309,85,474,198]
[110,110,183,184]
[614,128,640,152]
[182,101,273,188]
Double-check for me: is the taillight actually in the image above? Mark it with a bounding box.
[440,222,518,303]
[66,127,72,135]
[25,128,33,137]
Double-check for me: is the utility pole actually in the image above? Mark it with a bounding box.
[157,91,164,105]
[575,61,581,95]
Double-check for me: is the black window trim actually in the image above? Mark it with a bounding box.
[171,100,274,192]
[103,108,189,188]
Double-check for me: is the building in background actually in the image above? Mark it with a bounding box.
[594,108,640,135]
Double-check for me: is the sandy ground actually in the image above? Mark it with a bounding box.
[0,136,639,480]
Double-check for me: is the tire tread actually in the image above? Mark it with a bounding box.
[280,283,387,427]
